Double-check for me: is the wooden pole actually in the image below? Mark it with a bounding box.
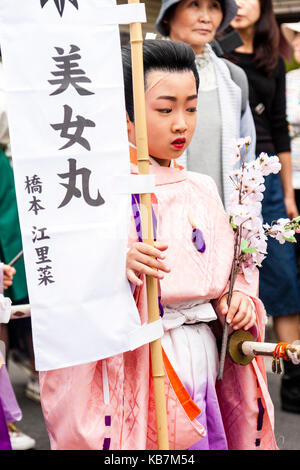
[10,304,31,319]
[128,0,169,450]
[241,341,300,359]
[8,250,23,267]
[227,330,300,366]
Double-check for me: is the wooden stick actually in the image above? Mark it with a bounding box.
[8,250,23,267]
[128,0,169,450]
[10,304,31,320]
[227,331,300,367]
[241,341,300,359]
[218,236,240,380]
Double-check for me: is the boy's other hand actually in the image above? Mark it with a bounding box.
[126,241,169,287]
[216,291,256,331]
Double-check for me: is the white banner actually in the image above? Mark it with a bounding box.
[0,0,162,371]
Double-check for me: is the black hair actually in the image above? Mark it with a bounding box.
[252,0,279,76]
[122,39,199,122]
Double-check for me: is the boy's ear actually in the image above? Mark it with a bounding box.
[126,111,136,144]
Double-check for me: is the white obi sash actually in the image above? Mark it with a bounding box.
[162,300,217,332]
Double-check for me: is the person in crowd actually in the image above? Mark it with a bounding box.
[0,265,36,450]
[39,39,277,450]
[230,0,300,413]
[0,53,40,404]
[281,21,300,221]
[154,0,256,210]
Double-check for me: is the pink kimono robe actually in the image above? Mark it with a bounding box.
[39,157,278,450]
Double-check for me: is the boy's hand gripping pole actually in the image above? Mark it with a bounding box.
[128,0,169,450]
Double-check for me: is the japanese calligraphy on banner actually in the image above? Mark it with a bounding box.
[0,0,162,371]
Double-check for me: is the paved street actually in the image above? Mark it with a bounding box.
[267,371,300,450]
[6,323,300,451]
[8,359,50,450]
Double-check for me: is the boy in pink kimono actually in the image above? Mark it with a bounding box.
[40,40,277,450]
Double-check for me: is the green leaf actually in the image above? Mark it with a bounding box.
[243,247,259,254]
[241,239,249,253]
[283,235,297,243]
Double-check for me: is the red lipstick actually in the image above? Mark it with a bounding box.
[171,137,186,149]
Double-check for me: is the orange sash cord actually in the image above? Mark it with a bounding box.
[162,348,201,421]
[273,342,289,361]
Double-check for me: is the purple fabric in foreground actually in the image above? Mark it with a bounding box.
[257,397,265,431]
[188,357,227,450]
[151,205,157,241]
[0,360,22,423]
[192,228,206,253]
[131,195,143,242]
[131,194,158,242]
[0,262,12,450]
[0,399,11,450]
[103,437,111,450]
[255,397,265,447]
[158,297,164,317]
[131,195,165,318]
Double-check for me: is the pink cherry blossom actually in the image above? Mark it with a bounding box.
[219,138,299,379]
[253,153,281,176]
[227,138,299,286]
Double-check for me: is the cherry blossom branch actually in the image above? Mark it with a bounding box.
[218,138,300,380]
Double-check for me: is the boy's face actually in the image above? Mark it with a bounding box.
[128,70,198,166]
